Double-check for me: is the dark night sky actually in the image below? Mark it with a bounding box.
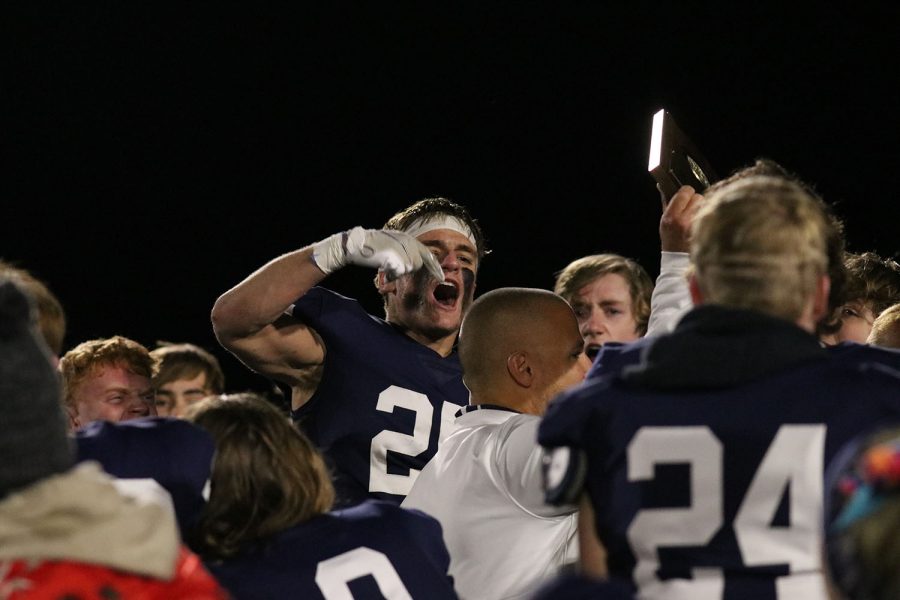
[6,5,900,393]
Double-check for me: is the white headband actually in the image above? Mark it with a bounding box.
[401,215,477,248]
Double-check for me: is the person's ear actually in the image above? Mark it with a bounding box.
[507,351,533,388]
[811,274,831,324]
[64,404,81,433]
[688,273,704,306]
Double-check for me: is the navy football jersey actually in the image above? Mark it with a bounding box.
[588,339,900,382]
[74,416,214,538]
[540,310,900,599]
[205,499,457,600]
[586,339,650,381]
[290,287,469,507]
[826,339,900,368]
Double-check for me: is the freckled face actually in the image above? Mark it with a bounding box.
[70,365,156,428]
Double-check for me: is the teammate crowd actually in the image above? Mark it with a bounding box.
[2,158,900,599]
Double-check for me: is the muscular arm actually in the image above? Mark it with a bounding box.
[212,228,443,411]
[211,246,327,407]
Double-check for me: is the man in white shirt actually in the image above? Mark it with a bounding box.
[401,287,591,600]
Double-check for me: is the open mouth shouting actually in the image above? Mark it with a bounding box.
[433,279,460,309]
[584,343,601,361]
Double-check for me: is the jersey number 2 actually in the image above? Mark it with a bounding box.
[626,424,827,599]
[369,386,458,496]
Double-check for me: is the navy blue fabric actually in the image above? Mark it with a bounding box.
[587,317,900,383]
[205,499,457,600]
[531,572,636,599]
[74,416,214,539]
[291,287,469,507]
[586,340,647,381]
[539,306,900,599]
[826,340,900,369]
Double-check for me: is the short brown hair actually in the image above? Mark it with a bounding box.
[0,259,66,355]
[383,197,489,262]
[151,342,226,395]
[843,252,900,318]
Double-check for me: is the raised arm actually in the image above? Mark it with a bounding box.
[211,227,443,406]
[646,185,703,336]
[211,245,328,398]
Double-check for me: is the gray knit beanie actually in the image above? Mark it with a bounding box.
[0,276,74,499]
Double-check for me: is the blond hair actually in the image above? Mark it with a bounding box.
[553,254,653,336]
[867,303,900,349]
[691,176,829,321]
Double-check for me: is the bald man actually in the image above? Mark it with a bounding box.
[401,287,591,600]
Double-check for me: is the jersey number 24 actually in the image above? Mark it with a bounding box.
[626,424,827,599]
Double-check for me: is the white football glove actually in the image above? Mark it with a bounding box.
[312,226,445,281]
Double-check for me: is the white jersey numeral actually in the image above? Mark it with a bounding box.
[369,385,458,496]
[315,547,413,600]
[626,424,827,599]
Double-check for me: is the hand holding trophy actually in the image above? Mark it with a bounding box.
[648,109,718,201]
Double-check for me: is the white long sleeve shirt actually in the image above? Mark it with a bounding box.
[646,251,693,337]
